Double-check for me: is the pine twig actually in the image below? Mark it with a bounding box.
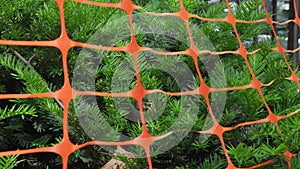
[11,49,65,109]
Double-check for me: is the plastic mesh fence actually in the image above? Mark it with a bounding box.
[0,0,300,168]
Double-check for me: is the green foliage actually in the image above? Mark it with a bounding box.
[198,155,227,169]
[0,0,299,168]
[291,155,300,168]
[117,153,148,169]
[227,142,287,168]
[0,0,60,40]
[0,54,49,93]
[0,85,5,93]
[0,105,36,120]
[64,0,125,42]
[279,113,300,153]
[133,0,180,12]
[0,155,24,169]
[232,0,265,20]
[228,143,261,167]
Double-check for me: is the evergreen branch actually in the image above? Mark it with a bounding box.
[0,104,36,120]
[0,53,64,120]
[0,84,5,93]
[11,49,64,109]
[0,155,24,169]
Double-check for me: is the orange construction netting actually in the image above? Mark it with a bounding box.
[0,0,300,168]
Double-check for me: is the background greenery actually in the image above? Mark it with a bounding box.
[0,0,300,168]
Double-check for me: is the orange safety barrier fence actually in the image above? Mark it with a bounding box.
[0,0,300,168]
